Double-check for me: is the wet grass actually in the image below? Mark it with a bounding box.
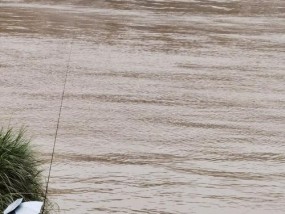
[0,128,48,213]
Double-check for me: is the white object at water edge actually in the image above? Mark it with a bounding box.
[3,198,43,214]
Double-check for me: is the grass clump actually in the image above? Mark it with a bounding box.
[0,128,46,212]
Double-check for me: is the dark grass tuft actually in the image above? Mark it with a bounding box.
[0,128,50,213]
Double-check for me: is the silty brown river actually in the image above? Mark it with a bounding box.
[0,0,285,213]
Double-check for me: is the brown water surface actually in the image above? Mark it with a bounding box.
[0,0,285,213]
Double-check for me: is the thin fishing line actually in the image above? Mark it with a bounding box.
[42,38,74,213]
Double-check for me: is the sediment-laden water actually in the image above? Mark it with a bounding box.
[0,0,285,213]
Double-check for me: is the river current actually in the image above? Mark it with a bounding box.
[0,0,285,213]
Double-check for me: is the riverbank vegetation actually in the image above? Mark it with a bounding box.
[0,128,47,212]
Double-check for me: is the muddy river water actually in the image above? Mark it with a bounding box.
[0,0,285,213]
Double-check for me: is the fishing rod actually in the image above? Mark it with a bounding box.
[42,37,74,213]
